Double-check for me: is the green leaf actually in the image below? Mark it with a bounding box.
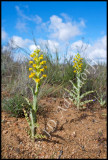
[69,80,78,91]
[80,99,94,106]
[80,90,94,100]
[69,97,77,105]
[28,85,34,95]
[64,88,77,98]
[23,109,31,126]
[24,97,31,106]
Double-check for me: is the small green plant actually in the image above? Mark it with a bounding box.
[2,95,28,117]
[95,91,106,107]
[24,49,47,139]
[65,53,94,110]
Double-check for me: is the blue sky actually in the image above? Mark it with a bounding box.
[2,1,107,62]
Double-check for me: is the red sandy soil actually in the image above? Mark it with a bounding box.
[1,97,107,159]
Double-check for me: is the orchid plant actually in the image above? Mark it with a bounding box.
[23,49,47,139]
[65,53,94,110]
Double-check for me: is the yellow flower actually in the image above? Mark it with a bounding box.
[29,75,33,78]
[35,78,40,83]
[73,64,76,67]
[34,49,40,54]
[29,72,35,78]
[33,57,38,61]
[30,53,35,58]
[40,61,46,65]
[29,49,47,83]
[29,68,33,71]
[44,66,47,69]
[74,70,76,73]
[40,61,43,65]
[73,53,83,73]
[43,74,47,77]
[40,68,44,72]
[33,64,36,68]
[39,57,43,60]
[74,58,77,60]
[29,61,33,64]
[43,61,46,64]
[31,72,35,76]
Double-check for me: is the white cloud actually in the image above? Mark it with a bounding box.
[60,13,72,22]
[88,35,106,60]
[2,29,8,40]
[29,44,40,53]
[79,19,86,27]
[15,6,42,24]
[33,15,42,24]
[9,36,33,49]
[2,36,34,61]
[15,6,31,21]
[48,15,85,41]
[39,39,59,53]
[16,20,27,32]
[67,35,107,63]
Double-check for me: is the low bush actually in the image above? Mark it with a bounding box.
[2,94,29,118]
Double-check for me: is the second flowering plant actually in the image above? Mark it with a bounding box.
[65,53,94,110]
[23,49,47,139]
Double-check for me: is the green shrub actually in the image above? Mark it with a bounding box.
[2,95,29,118]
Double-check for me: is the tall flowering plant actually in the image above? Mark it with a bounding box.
[24,49,47,139]
[65,53,94,110]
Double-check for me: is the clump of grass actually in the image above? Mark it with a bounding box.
[2,94,29,118]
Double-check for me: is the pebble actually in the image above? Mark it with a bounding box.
[3,130,8,134]
[7,122,10,124]
[72,131,76,137]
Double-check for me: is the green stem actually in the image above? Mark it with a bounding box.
[77,72,80,110]
[30,109,36,139]
[30,82,39,139]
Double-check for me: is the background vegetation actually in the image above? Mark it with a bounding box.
[1,43,107,117]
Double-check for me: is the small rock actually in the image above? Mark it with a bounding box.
[3,130,8,134]
[7,122,10,124]
[72,131,76,137]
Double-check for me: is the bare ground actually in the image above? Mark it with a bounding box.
[1,97,107,159]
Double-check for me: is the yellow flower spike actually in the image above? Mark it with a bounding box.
[29,68,33,71]
[73,53,83,73]
[42,74,47,78]
[29,61,33,64]
[33,64,36,68]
